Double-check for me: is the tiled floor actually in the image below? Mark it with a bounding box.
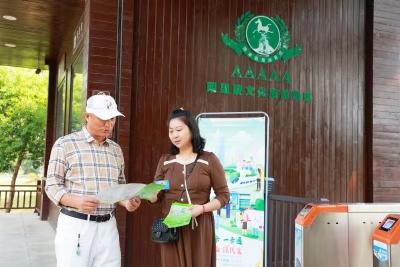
[0,212,56,267]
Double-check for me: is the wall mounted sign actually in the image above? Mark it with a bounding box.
[207,64,312,103]
[221,11,302,64]
[73,13,85,53]
[207,11,312,103]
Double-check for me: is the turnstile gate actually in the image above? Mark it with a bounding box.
[372,214,400,267]
[295,203,400,267]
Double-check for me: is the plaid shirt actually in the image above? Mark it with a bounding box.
[45,127,126,215]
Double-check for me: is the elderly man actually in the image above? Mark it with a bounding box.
[45,93,140,267]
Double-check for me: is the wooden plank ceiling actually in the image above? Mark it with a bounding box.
[0,0,84,69]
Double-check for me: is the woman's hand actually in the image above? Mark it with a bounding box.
[191,204,205,218]
[148,192,158,203]
[122,197,141,212]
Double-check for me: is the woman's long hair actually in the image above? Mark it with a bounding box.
[168,108,205,155]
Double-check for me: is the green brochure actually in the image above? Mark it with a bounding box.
[138,183,164,201]
[97,182,164,204]
[163,202,193,228]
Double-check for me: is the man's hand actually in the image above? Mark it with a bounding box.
[60,194,100,214]
[122,197,141,212]
[76,196,100,213]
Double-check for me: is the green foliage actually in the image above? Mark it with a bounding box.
[71,73,85,132]
[21,159,41,174]
[0,66,48,172]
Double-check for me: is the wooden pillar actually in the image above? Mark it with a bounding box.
[40,59,58,221]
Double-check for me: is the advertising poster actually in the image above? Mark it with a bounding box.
[198,113,269,267]
[373,240,389,263]
[295,224,303,267]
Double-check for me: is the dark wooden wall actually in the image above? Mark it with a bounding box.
[88,1,116,93]
[373,0,400,202]
[125,0,366,266]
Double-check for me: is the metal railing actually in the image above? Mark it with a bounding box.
[268,194,328,267]
[0,184,38,210]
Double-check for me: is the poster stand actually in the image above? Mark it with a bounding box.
[197,112,270,267]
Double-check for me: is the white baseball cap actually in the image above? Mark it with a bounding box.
[86,94,124,120]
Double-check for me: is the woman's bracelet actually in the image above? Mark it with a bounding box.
[202,204,206,213]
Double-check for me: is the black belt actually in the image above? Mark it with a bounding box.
[60,208,114,223]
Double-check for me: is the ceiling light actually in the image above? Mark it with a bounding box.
[4,43,16,48]
[2,15,17,21]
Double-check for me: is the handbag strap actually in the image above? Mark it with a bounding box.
[181,153,200,228]
[179,153,200,203]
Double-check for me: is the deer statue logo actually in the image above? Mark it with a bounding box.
[220,12,302,64]
[246,16,280,56]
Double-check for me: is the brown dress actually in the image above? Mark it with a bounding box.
[154,151,230,267]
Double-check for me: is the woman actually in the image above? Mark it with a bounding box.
[151,108,230,267]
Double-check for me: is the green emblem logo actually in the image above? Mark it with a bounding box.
[221,11,302,63]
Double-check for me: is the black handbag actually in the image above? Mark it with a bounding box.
[150,218,179,243]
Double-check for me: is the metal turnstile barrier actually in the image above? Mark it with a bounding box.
[372,214,400,267]
[295,203,400,267]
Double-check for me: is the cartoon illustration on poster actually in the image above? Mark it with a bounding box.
[198,115,267,267]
